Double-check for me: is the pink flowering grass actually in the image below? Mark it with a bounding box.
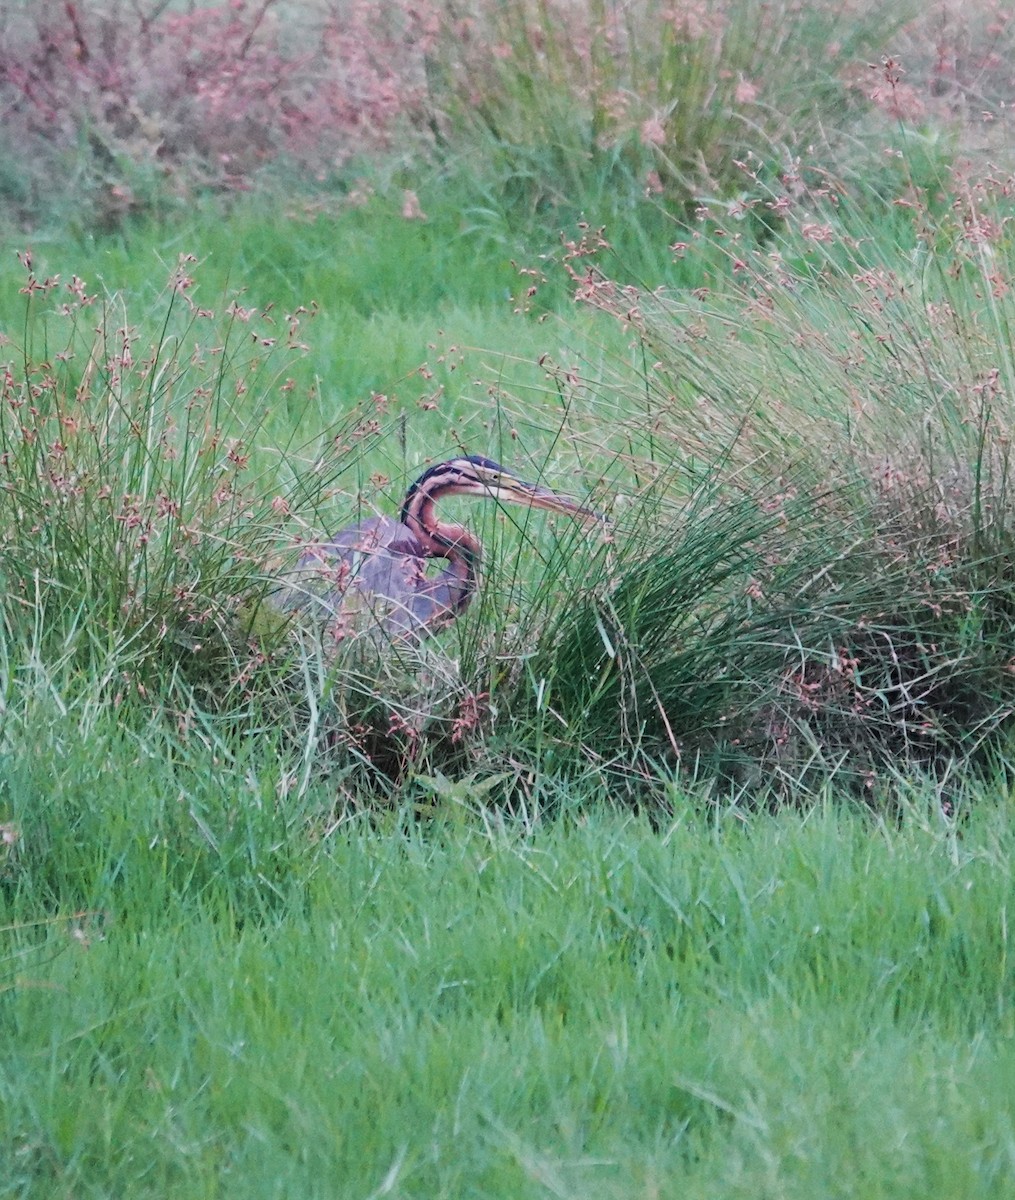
[418,0,1015,223]
[478,155,1015,798]
[0,251,377,728]
[2,1,1014,231]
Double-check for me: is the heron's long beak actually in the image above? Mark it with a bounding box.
[493,478,606,525]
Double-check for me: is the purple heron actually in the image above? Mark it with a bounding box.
[277,455,599,640]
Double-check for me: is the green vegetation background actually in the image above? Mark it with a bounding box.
[1,1,1014,1195]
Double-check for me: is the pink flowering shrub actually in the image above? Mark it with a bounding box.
[0,0,432,224]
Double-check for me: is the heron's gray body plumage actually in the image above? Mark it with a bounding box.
[285,514,474,637]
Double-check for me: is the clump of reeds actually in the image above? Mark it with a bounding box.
[490,155,1015,801]
[0,252,386,767]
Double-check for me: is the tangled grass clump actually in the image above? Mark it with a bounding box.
[7,153,1015,814]
[0,252,383,758]
[0,251,616,808]
[500,161,1015,800]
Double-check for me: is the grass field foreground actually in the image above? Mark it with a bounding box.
[3,796,1014,1198]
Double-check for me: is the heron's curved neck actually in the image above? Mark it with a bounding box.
[401,489,481,608]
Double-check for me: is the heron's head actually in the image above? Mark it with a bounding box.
[404,455,602,524]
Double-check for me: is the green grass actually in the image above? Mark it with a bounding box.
[2,32,1015,1191]
[3,766,1014,1197]
[0,189,644,468]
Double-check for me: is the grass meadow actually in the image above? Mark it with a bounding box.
[2,0,1015,1194]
